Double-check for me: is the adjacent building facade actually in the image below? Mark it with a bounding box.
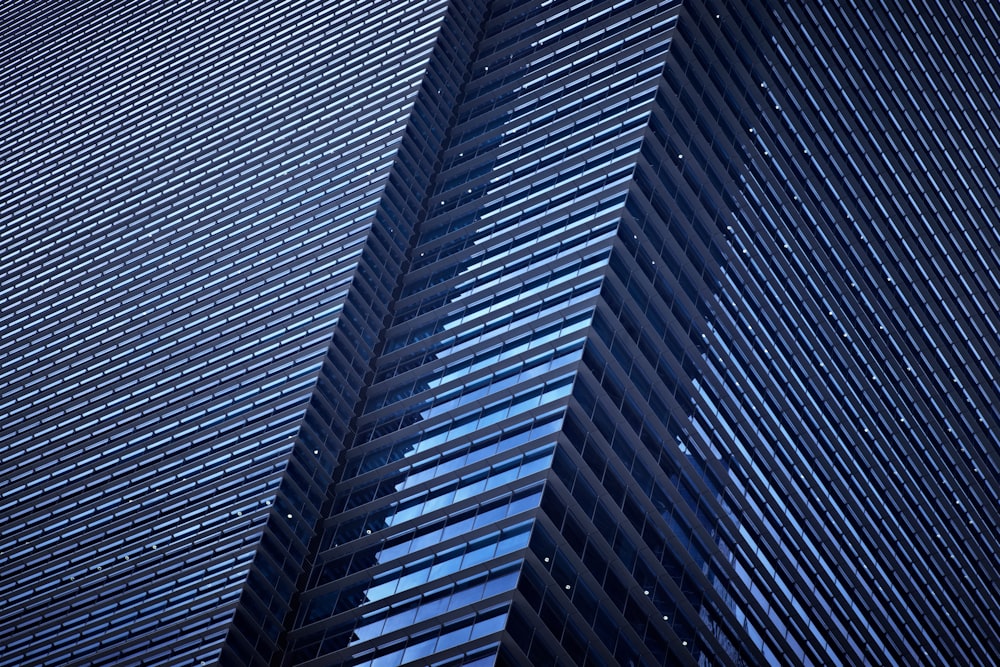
[2,0,999,665]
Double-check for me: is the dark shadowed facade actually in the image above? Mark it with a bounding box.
[2,0,999,665]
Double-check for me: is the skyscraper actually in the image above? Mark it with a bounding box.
[2,0,999,665]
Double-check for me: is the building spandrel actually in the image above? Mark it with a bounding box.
[2,0,1000,666]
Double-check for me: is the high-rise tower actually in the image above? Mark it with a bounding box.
[2,0,1000,665]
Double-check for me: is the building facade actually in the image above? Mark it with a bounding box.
[2,0,999,665]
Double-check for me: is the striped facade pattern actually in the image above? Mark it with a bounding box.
[2,0,461,663]
[287,0,690,664]
[659,1,1000,663]
[1,0,999,665]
